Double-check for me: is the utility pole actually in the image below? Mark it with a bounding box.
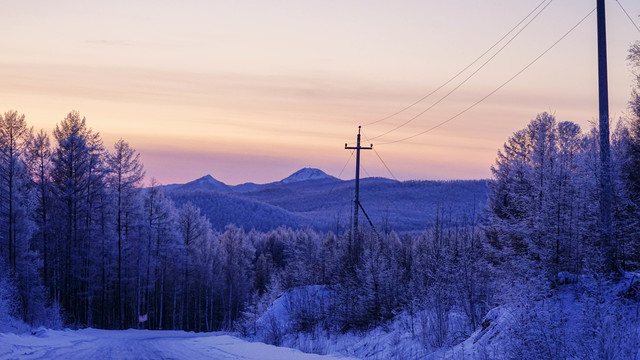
[597,0,614,272]
[345,126,372,241]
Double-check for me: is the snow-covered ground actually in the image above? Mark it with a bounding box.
[0,328,360,360]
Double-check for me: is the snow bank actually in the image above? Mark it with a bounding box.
[255,285,336,345]
[0,328,360,360]
[253,285,479,359]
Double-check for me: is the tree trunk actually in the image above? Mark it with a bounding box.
[159,264,165,330]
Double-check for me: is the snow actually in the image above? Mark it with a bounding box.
[3,279,640,360]
[435,306,515,359]
[255,285,333,339]
[246,276,640,360]
[253,286,475,359]
[280,168,335,184]
[0,328,361,360]
[270,308,476,360]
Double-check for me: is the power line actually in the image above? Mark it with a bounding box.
[362,0,551,128]
[373,148,398,181]
[376,7,596,146]
[615,0,640,33]
[361,130,398,181]
[337,149,356,180]
[367,0,553,141]
[322,149,356,203]
[360,162,372,178]
[322,150,355,236]
[359,130,420,229]
[355,148,417,233]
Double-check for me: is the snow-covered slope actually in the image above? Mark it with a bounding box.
[248,275,640,360]
[280,168,337,184]
[254,285,335,344]
[0,328,359,360]
[436,306,514,359]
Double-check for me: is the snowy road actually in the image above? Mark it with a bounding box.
[0,328,358,360]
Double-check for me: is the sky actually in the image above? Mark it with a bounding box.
[1,0,639,185]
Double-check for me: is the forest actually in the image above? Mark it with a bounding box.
[1,42,640,358]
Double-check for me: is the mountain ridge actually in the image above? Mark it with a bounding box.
[160,168,489,233]
[163,167,340,194]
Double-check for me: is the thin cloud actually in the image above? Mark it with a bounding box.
[0,63,416,112]
[84,39,135,47]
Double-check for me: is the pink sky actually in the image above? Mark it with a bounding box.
[1,1,639,185]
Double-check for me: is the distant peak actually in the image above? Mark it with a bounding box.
[181,174,230,192]
[281,168,336,183]
[188,174,220,184]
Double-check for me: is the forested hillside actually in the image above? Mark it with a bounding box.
[164,173,489,233]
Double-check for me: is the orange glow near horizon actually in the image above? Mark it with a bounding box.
[1,1,639,185]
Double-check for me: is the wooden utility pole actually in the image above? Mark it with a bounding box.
[597,0,614,271]
[345,126,372,240]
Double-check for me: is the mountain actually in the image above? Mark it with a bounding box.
[280,168,337,184]
[167,174,230,193]
[161,168,490,232]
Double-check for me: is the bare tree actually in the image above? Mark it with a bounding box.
[106,139,144,329]
[0,110,32,276]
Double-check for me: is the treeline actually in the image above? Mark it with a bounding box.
[238,211,488,345]
[0,110,253,330]
[485,42,640,286]
[486,111,640,278]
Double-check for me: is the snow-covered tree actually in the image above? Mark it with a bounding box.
[615,41,640,269]
[177,202,212,330]
[105,139,144,328]
[219,225,255,329]
[25,130,54,297]
[0,110,33,277]
[50,110,107,325]
[139,180,180,330]
[486,113,601,283]
[625,41,640,202]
